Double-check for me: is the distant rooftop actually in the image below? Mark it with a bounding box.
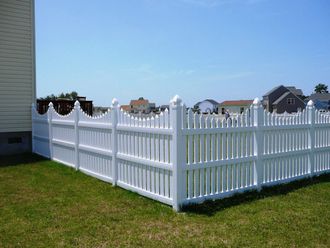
[219,100,254,106]
[120,105,131,112]
[130,98,149,106]
[195,99,219,106]
[263,85,284,97]
[309,93,330,101]
[263,85,303,97]
[286,86,303,96]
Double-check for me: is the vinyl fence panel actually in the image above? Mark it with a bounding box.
[32,97,330,211]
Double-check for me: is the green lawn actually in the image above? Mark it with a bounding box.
[0,154,329,248]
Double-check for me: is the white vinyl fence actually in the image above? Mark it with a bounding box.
[32,96,330,211]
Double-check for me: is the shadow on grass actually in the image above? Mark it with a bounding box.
[182,173,330,216]
[0,153,47,168]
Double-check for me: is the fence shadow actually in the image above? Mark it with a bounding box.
[0,153,47,168]
[182,173,330,216]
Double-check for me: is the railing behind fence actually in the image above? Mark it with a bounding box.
[32,96,330,211]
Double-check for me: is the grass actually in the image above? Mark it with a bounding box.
[0,154,329,248]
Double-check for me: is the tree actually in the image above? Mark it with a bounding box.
[70,91,78,100]
[43,94,56,100]
[40,91,79,100]
[314,83,328,94]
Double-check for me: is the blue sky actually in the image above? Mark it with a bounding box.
[36,0,330,107]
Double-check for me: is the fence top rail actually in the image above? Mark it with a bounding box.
[182,126,255,135]
[117,125,173,135]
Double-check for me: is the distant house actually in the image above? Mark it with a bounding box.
[308,93,330,111]
[194,99,219,114]
[93,106,109,116]
[0,0,36,155]
[219,100,253,115]
[262,85,305,113]
[129,97,156,114]
[120,105,131,112]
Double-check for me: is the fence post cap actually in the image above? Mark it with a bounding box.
[253,97,261,106]
[74,100,80,108]
[307,100,314,107]
[48,102,54,107]
[170,95,182,106]
[112,98,119,107]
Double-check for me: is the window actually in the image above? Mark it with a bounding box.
[287,98,295,105]
[240,107,244,113]
[221,108,225,114]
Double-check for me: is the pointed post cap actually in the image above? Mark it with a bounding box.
[48,102,54,107]
[170,95,182,106]
[112,98,119,107]
[253,97,261,106]
[307,100,314,107]
[74,100,80,108]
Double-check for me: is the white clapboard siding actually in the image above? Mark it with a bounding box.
[0,0,35,133]
[32,98,330,211]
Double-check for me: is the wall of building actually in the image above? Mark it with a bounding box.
[0,0,35,154]
[263,86,288,112]
[219,105,249,114]
[273,92,306,114]
[197,101,217,113]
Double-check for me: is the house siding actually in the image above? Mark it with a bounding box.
[219,105,249,114]
[0,0,35,133]
[273,92,305,114]
[198,101,217,113]
[263,86,288,112]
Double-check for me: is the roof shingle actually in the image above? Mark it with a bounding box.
[219,100,254,106]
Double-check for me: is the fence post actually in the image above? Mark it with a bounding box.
[48,102,54,160]
[74,101,80,171]
[253,98,264,190]
[111,98,119,186]
[31,103,36,153]
[170,95,185,211]
[307,100,315,176]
